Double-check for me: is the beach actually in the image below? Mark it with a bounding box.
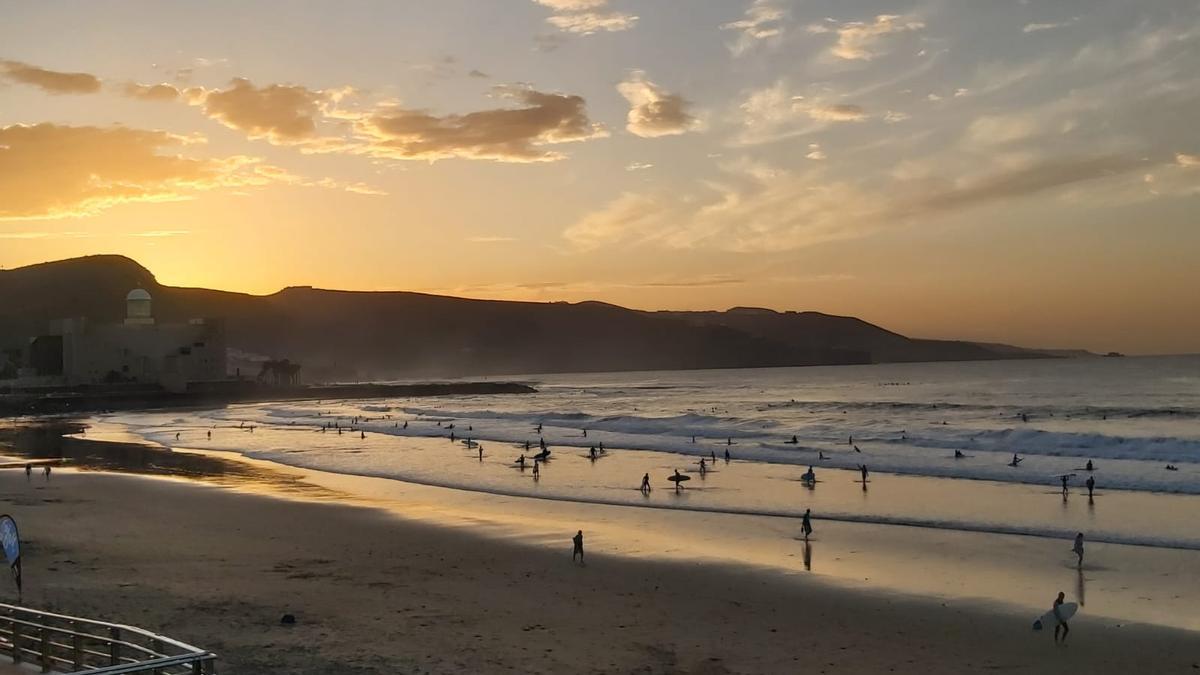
[3,424,1199,674]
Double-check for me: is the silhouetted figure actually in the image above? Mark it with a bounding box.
[582,429,587,438]
[1085,460,1094,471]
[536,423,543,434]
[479,445,484,461]
[207,430,212,439]
[860,465,869,482]
[954,449,964,458]
[848,435,852,446]
[699,458,707,475]
[1060,474,1070,495]
[532,461,540,479]
[673,469,685,491]
[24,464,31,479]
[853,445,861,453]
[403,421,408,429]
[1022,413,1029,423]
[572,530,584,563]
[1073,533,1085,568]
[43,465,51,479]
[819,451,827,460]
[361,430,365,440]
[802,466,815,483]
[1053,591,1070,644]
[801,509,813,540]
[1010,453,1022,467]
[517,454,526,469]
[640,473,651,493]
[787,435,798,444]
[450,431,456,442]
[175,432,180,441]
[539,438,547,451]
[1085,476,1095,499]
[710,450,716,463]
[724,449,730,463]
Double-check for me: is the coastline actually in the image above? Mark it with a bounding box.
[2,422,1198,673]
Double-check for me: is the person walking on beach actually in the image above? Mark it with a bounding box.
[1060,474,1071,495]
[572,530,584,563]
[1073,533,1085,568]
[1085,475,1095,499]
[860,465,869,482]
[801,509,813,540]
[640,473,651,493]
[1053,591,1070,644]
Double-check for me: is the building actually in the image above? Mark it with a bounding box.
[18,289,227,391]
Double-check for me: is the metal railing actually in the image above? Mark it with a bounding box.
[0,603,216,674]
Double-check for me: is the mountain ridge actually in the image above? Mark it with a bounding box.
[0,255,1070,380]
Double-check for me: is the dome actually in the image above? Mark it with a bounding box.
[127,288,152,302]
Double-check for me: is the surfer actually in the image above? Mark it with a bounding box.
[572,530,584,563]
[1053,591,1070,644]
[1085,460,1094,471]
[1010,453,1022,467]
[403,421,408,429]
[539,438,547,451]
[699,458,707,475]
[853,445,861,453]
[801,509,813,540]
[1085,475,1095,499]
[954,449,965,459]
[787,435,798,444]
[582,429,587,438]
[672,469,685,491]
[536,423,543,434]
[726,437,732,446]
[1073,533,1085,568]
[802,466,815,483]
[1166,464,1178,471]
[641,473,651,493]
[818,451,827,460]
[517,454,526,469]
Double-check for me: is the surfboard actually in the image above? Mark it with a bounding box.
[1032,602,1078,630]
[668,474,691,484]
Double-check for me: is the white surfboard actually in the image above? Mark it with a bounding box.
[1032,602,1078,630]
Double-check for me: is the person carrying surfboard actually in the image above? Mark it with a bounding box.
[801,509,813,540]
[1053,591,1070,644]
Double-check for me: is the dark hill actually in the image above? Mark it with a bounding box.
[0,255,1056,380]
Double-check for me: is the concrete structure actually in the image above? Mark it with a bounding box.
[14,289,227,391]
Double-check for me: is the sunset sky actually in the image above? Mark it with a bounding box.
[2,0,1198,354]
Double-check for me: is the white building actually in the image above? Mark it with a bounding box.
[31,289,227,391]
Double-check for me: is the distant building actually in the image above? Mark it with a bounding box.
[17,289,227,391]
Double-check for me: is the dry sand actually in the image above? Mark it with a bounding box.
[1,463,1198,674]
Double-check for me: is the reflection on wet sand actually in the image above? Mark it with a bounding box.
[0,420,341,500]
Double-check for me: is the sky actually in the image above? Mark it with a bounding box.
[1,0,1198,354]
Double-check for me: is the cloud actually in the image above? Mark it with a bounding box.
[123,82,182,101]
[0,59,101,94]
[563,155,1148,253]
[355,86,607,162]
[193,78,334,144]
[803,102,867,122]
[617,71,701,138]
[625,161,653,171]
[721,0,787,56]
[809,15,925,61]
[805,143,826,160]
[465,235,517,243]
[0,123,275,219]
[884,110,910,123]
[1024,18,1078,33]
[533,0,637,34]
[734,82,867,145]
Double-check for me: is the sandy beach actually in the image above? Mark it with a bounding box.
[0,424,1197,674]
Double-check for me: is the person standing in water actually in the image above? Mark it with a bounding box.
[640,473,651,493]
[572,530,585,563]
[1060,474,1070,496]
[699,457,707,475]
[801,509,813,540]
[724,448,730,462]
[1085,475,1095,499]
[1053,591,1070,644]
[1073,533,1085,568]
[478,445,484,461]
[532,460,540,479]
[860,465,869,482]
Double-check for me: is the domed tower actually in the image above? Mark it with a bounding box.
[125,288,155,325]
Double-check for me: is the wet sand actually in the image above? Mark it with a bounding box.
[2,426,1199,673]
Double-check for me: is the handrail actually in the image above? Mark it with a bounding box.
[0,602,216,674]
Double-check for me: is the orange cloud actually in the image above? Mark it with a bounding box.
[196,78,328,144]
[356,87,607,162]
[0,123,296,219]
[0,59,101,94]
